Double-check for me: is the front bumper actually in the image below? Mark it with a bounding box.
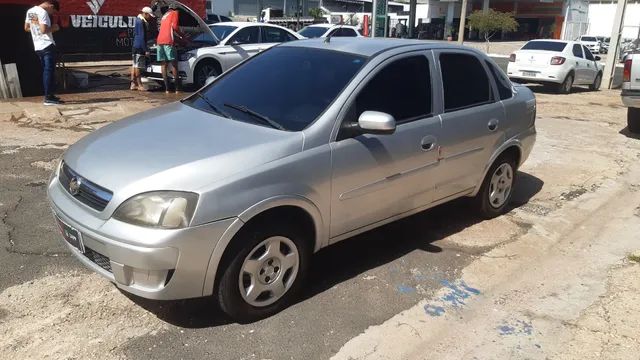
[142,60,193,85]
[47,174,236,300]
[507,63,567,84]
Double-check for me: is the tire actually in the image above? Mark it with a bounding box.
[217,221,311,322]
[194,60,221,89]
[556,73,574,94]
[589,72,602,91]
[628,108,640,134]
[474,154,517,219]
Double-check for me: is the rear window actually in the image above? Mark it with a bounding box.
[521,41,567,52]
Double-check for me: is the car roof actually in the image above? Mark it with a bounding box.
[281,37,482,57]
[307,24,358,29]
[527,39,568,43]
[210,22,297,33]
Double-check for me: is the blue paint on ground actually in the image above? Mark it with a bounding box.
[397,284,416,294]
[424,304,445,317]
[497,325,516,335]
[459,280,481,295]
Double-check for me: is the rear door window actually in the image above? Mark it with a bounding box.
[261,27,297,43]
[572,44,584,58]
[440,53,492,112]
[485,60,513,100]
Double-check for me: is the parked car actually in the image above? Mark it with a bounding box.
[205,13,232,24]
[622,52,640,132]
[596,36,609,54]
[48,38,536,322]
[579,35,601,54]
[143,1,303,88]
[298,24,362,38]
[507,39,603,94]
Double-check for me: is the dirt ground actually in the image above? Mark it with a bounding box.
[1,85,639,359]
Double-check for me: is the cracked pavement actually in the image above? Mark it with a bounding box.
[1,87,640,359]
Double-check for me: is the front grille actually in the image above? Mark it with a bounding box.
[59,162,113,211]
[84,247,112,273]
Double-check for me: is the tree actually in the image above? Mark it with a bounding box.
[308,8,325,19]
[467,9,518,52]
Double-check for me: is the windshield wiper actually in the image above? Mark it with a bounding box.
[195,92,230,118]
[223,103,285,130]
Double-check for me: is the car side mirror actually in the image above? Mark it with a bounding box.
[594,55,601,61]
[358,111,396,135]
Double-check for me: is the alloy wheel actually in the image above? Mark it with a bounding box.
[238,236,300,307]
[488,163,514,209]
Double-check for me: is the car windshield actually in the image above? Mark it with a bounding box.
[521,41,567,52]
[184,46,367,131]
[581,36,597,42]
[299,26,329,38]
[210,25,238,41]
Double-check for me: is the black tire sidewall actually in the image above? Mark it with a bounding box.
[217,222,311,323]
[558,74,573,94]
[476,155,517,219]
[590,73,602,91]
[194,62,220,89]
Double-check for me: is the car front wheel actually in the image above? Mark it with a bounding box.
[217,222,310,322]
[628,108,640,133]
[475,155,517,219]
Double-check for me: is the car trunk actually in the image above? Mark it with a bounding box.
[515,50,555,69]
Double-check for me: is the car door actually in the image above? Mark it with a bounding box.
[330,52,441,238]
[433,50,507,201]
[582,45,598,83]
[220,26,262,69]
[571,43,587,84]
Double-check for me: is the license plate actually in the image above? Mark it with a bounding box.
[522,71,537,77]
[55,215,85,253]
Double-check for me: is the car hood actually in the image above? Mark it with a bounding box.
[63,102,303,196]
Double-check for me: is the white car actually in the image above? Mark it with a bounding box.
[507,39,603,94]
[579,35,601,54]
[298,24,362,38]
[145,2,303,88]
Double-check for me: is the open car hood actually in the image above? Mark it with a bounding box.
[150,0,218,46]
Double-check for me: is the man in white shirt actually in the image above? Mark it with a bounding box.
[24,1,63,105]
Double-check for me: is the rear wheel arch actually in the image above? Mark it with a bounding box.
[473,144,522,197]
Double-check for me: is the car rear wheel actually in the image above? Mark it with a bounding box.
[589,73,602,91]
[556,73,574,94]
[217,222,310,322]
[194,60,221,89]
[475,155,517,219]
[628,108,640,134]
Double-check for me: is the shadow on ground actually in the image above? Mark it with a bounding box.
[523,84,593,95]
[126,171,543,328]
[619,126,640,140]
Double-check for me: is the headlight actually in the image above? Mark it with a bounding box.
[113,191,198,229]
[178,52,195,61]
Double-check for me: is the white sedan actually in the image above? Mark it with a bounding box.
[507,39,603,94]
[298,24,362,38]
[145,5,303,89]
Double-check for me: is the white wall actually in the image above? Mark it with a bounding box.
[588,2,640,39]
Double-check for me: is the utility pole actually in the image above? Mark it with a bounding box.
[603,0,627,89]
[457,0,468,44]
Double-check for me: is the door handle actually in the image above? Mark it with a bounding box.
[421,135,437,151]
[487,119,499,132]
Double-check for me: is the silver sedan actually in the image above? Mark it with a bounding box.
[47,38,536,322]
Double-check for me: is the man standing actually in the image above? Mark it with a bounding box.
[131,6,155,91]
[24,1,63,105]
[156,3,184,93]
